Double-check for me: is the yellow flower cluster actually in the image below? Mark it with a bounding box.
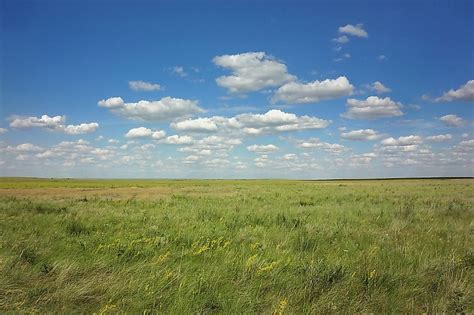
[96,301,117,315]
[245,254,279,275]
[257,261,279,274]
[273,298,288,315]
[191,236,231,256]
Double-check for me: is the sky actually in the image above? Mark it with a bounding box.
[0,0,473,179]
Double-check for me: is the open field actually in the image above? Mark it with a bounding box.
[0,178,473,313]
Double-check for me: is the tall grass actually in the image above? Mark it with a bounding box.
[0,179,472,313]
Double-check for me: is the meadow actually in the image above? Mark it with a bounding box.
[0,178,472,313]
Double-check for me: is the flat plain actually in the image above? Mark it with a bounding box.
[0,178,472,313]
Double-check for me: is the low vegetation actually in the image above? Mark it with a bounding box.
[0,178,472,313]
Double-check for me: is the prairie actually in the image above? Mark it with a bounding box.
[0,178,472,313]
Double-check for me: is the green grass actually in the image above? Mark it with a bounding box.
[0,178,472,313]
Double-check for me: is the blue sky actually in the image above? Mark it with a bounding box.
[1,0,473,178]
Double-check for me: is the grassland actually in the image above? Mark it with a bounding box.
[0,178,472,313]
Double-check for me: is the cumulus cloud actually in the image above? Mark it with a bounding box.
[98,96,203,121]
[338,24,368,38]
[434,80,474,102]
[458,139,474,149]
[341,129,381,141]
[0,143,44,157]
[13,143,44,152]
[237,110,330,133]
[171,117,218,132]
[273,76,354,104]
[25,139,116,165]
[108,139,119,144]
[36,150,56,159]
[241,110,330,133]
[213,52,296,94]
[184,155,200,163]
[170,109,330,135]
[172,66,187,77]
[368,81,391,94]
[247,144,279,153]
[10,114,65,129]
[349,152,377,165]
[282,153,297,160]
[342,96,403,120]
[98,97,124,108]
[297,138,346,153]
[440,114,463,127]
[178,135,242,155]
[334,53,351,62]
[0,128,8,134]
[125,127,166,139]
[9,114,98,134]
[381,135,422,146]
[426,134,452,142]
[332,35,349,44]
[165,135,194,145]
[63,123,99,135]
[128,80,162,91]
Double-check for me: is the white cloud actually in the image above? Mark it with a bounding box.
[171,117,218,132]
[459,139,474,149]
[273,76,354,104]
[213,52,295,93]
[178,135,242,155]
[247,144,279,153]
[282,153,297,160]
[440,114,463,127]
[342,96,403,120]
[368,81,391,94]
[63,123,99,135]
[332,35,349,44]
[165,135,194,145]
[338,24,368,38]
[346,152,378,166]
[10,114,65,129]
[172,66,187,77]
[125,127,166,139]
[236,109,330,134]
[334,53,351,62]
[9,114,98,134]
[125,127,152,138]
[341,129,381,141]
[377,55,387,61]
[98,96,204,121]
[434,80,474,102]
[98,97,124,108]
[0,128,8,134]
[16,143,44,152]
[128,80,162,92]
[2,143,44,153]
[16,154,28,161]
[381,135,423,146]
[170,109,330,135]
[151,131,167,139]
[198,149,211,156]
[297,138,346,153]
[426,134,452,142]
[108,139,120,144]
[184,155,200,163]
[36,150,56,159]
[197,135,241,148]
